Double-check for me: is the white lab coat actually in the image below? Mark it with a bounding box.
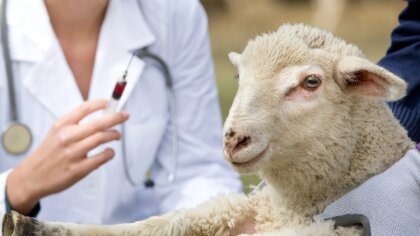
[0,0,241,224]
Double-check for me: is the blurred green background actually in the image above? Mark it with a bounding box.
[201,0,406,192]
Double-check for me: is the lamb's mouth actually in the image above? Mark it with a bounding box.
[231,146,269,168]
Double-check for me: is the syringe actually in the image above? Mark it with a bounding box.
[105,54,135,113]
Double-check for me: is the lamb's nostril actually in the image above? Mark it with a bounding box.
[224,134,252,158]
[233,136,251,154]
[235,136,251,150]
[224,130,236,138]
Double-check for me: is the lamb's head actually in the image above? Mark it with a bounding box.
[223,24,407,178]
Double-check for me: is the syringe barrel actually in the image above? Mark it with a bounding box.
[104,98,119,113]
[105,79,127,113]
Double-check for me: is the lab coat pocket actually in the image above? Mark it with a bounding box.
[123,118,168,183]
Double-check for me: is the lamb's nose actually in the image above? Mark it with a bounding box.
[224,134,251,158]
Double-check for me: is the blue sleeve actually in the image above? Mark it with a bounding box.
[378,0,420,142]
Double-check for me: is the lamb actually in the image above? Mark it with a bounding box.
[3,23,414,236]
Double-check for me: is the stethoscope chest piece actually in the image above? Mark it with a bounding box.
[2,122,32,155]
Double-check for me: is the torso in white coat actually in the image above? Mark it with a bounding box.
[0,0,241,224]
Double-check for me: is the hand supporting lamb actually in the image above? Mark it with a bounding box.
[315,148,420,236]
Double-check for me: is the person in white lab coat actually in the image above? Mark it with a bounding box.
[0,0,242,224]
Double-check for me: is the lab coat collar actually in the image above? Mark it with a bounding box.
[103,0,156,52]
[10,0,156,118]
[7,0,156,61]
[7,0,53,62]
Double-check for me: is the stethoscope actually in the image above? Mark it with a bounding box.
[123,48,179,188]
[0,0,178,188]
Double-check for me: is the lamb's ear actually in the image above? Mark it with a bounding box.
[228,52,241,66]
[336,56,407,101]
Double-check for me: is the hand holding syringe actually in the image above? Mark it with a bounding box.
[7,99,129,214]
[105,54,135,113]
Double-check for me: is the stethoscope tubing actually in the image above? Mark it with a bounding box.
[121,48,179,187]
[1,0,18,122]
[1,0,33,155]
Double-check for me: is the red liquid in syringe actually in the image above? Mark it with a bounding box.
[106,55,133,113]
[112,80,127,100]
[105,80,127,113]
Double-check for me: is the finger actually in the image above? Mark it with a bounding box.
[72,112,129,140]
[73,130,121,157]
[57,99,108,126]
[76,148,115,177]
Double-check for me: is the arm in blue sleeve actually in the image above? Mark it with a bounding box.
[378,0,420,142]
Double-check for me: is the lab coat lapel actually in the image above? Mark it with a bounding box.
[89,0,156,111]
[23,49,84,118]
[9,0,83,118]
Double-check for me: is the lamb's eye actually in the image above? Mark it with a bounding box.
[303,75,321,89]
[234,74,239,80]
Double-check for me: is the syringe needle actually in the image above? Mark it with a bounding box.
[122,53,135,80]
